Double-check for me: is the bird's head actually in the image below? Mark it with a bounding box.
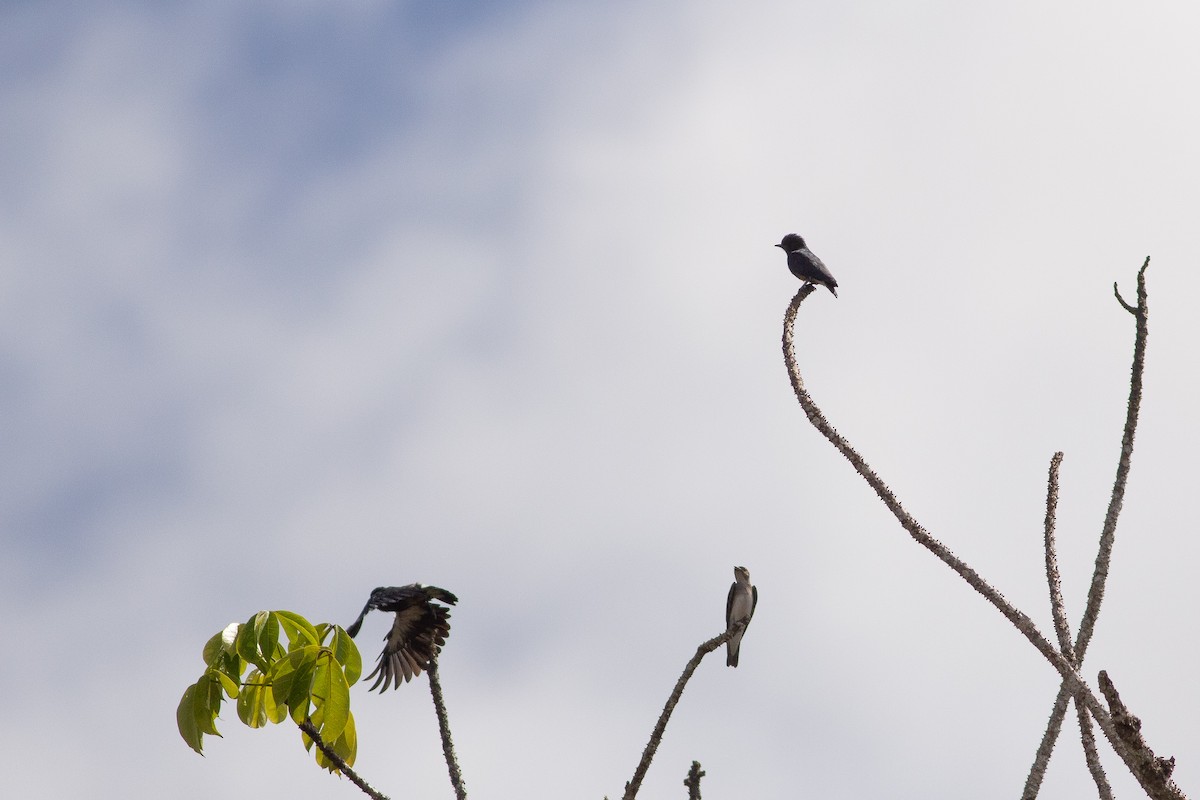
[733,565,751,583]
[776,233,805,252]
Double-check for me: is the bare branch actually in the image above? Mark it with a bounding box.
[782,269,1187,796]
[1037,453,1110,796]
[427,658,468,800]
[1025,258,1154,798]
[1098,671,1183,800]
[1023,451,1087,800]
[622,625,742,800]
[683,761,705,800]
[1022,684,1073,800]
[298,719,390,800]
[1078,256,1150,659]
[1075,694,1114,800]
[1043,452,1073,657]
[781,288,1066,670]
[1114,282,1137,314]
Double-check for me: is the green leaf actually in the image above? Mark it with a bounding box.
[202,631,225,667]
[214,668,239,699]
[275,610,320,649]
[198,673,224,736]
[267,645,321,724]
[177,674,224,754]
[329,626,362,686]
[331,711,357,769]
[307,711,358,773]
[255,612,280,662]
[236,612,271,672]
[311,652,351,743]
[202,622,241,667]
[177,683,204,755]
[236,669,273,729]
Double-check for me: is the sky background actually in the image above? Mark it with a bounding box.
[2,1,1198,798]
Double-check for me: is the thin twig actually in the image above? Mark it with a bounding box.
[298,719,390,800]
[622,625,742,800]
[428,658,468,800]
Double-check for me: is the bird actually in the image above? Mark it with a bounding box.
[775,233,838,297]
[345,584,459,692]
[725,566,758,667]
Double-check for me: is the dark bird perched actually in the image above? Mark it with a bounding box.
[725,566,758,667]
[345,584,459,692]
[775,233,839,297]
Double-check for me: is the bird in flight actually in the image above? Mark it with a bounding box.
[345,584,459,692]
[776,233,839,297]
[725,566,758,667]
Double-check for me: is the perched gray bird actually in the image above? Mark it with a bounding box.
[776,233,839,297]
[725,566,758,667]
[346,584,458,692]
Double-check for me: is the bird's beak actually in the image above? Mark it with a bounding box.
[774,243,783,249]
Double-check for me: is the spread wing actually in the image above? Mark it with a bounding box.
[352,585,456,692]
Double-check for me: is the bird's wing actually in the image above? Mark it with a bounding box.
[750,586,758,622]
[347,584,419,637]
[799,249,838,286]
[423,586,459,606]
[363,601,454,693]
[725,582,737,630]
[366,603,429,692]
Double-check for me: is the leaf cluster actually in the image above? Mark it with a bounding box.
[176,610,363,773]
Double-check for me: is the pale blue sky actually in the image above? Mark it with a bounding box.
[2,2,1198,798]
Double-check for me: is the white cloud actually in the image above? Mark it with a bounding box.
[2,1,1198,798]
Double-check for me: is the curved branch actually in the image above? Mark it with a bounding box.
[622,625,742,800]
[781,274,1185,797]
[782,288,1065,668]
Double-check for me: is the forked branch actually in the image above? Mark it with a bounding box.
[780,260,1185,798]
[1025,257,1156,799]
